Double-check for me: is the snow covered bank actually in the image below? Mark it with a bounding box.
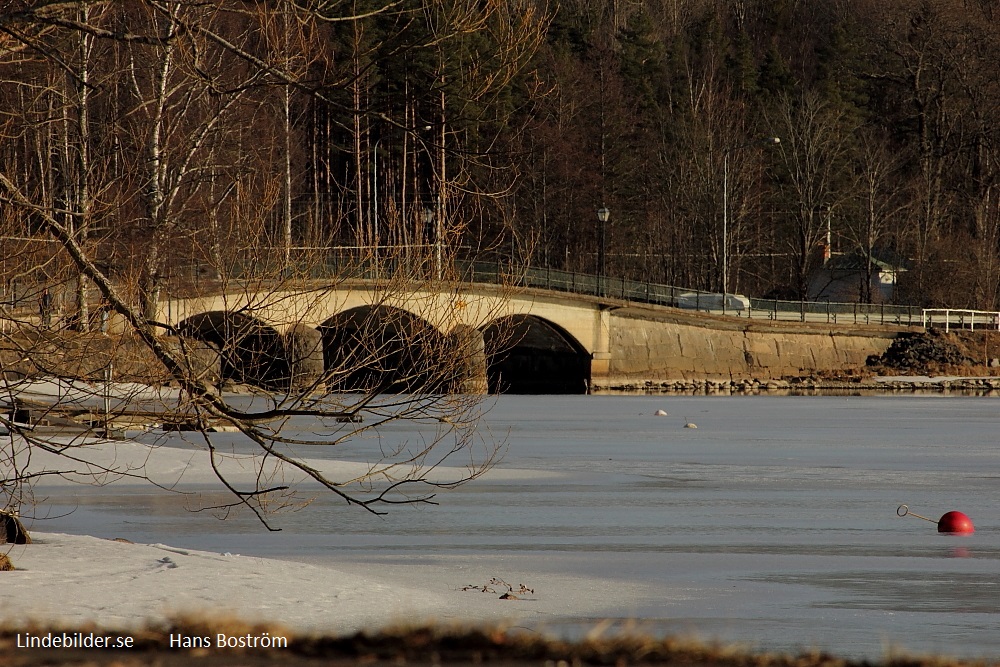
[0,532,444,633]
[0,532,661,636]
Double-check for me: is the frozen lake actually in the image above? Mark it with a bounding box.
[30,394,1000,659]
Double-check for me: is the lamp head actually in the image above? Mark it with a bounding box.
[597,207,610,223]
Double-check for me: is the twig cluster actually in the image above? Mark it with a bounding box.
[461,577,534,600]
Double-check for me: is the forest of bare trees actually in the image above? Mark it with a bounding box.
[4,1,1000,315]
[510,0,1000,309]
[0,0,546,527]
[2,0,1000,525]
[0,0,545,313]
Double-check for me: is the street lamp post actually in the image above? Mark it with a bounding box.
[597,207,610,297]
[721,136,780,314]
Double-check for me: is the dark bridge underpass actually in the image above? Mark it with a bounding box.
[179,312,290,390]
[321,305,452,393]
[177,310,591,394]
[483,315,591,394]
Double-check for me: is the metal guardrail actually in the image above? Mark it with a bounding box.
[211,251,1000,330]
[459,261,925,327]
[4,248,995,332]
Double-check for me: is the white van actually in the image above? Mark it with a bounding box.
[676,292,751,312]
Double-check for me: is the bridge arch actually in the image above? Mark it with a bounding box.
[321,305,455,393]
[178,311,290,390]
[482,315,591,394]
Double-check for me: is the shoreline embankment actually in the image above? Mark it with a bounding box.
[606,306,907,383]
[605,307,1000,390]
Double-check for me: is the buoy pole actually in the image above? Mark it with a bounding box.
[896,505,936,523]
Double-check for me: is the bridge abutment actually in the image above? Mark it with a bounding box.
[589,307,613,388]
[448,325,488,394]
[284,324,325,391]
[591,353,611,386]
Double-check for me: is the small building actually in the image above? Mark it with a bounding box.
[808,248,909,304]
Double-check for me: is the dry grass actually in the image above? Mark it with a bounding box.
[0,618,996,667]
[0,553,13,571]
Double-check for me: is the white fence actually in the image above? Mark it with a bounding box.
[921,309,1000,332]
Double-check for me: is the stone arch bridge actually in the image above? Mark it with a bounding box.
[155,280,906,394]
[158,281,608,394]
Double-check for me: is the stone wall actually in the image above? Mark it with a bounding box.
[606,306,907,382]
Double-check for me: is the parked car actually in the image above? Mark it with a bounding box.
[675,292,751,312]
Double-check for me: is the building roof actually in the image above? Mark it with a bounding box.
[824,248,910,273]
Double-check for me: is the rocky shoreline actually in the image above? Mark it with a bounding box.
[597,328,1000,395]
[594,375,1000,395]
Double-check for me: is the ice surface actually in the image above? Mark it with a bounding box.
[5,393,1000,660]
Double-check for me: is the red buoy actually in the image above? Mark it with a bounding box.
[937,511,975,535]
